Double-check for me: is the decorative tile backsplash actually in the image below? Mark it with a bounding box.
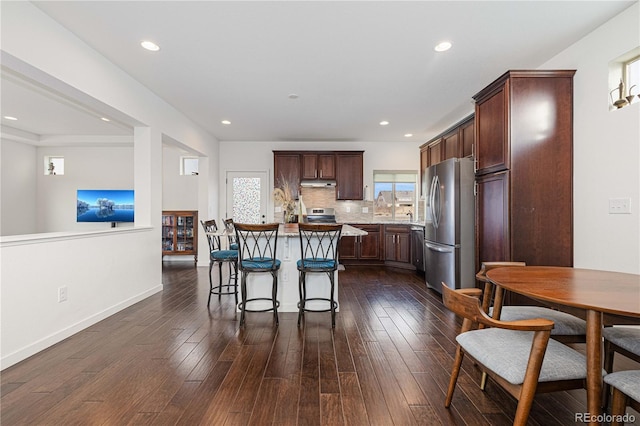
[274,187,423,223]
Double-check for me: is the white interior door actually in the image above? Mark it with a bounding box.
[225,171,269,224]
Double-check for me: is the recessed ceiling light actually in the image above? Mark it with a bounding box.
[221,120,231,125]
[379,120,389,126]
[434,41,452,52]
[141,40,160,52]
[288,94,299,99]
[101,117,110,122]
[404,133,413,138]
[3,116,18,121]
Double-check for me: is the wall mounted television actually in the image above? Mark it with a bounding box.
[77,189,134,223]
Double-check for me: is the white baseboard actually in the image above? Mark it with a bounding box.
[0,284,163,370]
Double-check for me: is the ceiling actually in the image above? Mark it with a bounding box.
[2,1,636,145]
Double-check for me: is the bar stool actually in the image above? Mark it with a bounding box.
[200,220,238,307]
[296,223,342,328]
[223,218,238,250]
[234,223,281,327]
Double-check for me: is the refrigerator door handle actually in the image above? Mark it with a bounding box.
[429,175,437,229]
[433,175,441,229]
[425,241,454,253]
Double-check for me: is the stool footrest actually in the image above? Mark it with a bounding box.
[238,297,280,313]
[298,297,337,313]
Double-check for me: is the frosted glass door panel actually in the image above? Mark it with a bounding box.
[226,171,268,224]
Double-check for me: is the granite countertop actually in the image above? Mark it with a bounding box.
[280,223,367,237]
[338,220,425,227]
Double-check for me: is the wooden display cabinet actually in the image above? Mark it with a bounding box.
[162,210,198,264]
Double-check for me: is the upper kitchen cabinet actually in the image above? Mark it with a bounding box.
[473,70,575,176]
[459,118,475,159]
[301,153,336,180]
[419,115,474,196]
[335,151,364,200]
[473,69,575,270]
[274,150,363,200]
[273,151,301,199]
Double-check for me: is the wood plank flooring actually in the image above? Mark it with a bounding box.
[2,263,639,425]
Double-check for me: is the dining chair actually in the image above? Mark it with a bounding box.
[603,370,640,426]
[441,282,590,426]
[476,261,587,389]
[602,326,640,409]
[296,223,342,328]
[234,223,281,327]
[200,220,238,307]
[477,262,587,341]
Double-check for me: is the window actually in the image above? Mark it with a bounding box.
[625,55,639,97]
[181,156,199,175]
[45,156,64,175]
[609,47,639,109]
[373,170,418,220]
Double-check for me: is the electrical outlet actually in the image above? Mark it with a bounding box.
[345,206,351,213]
[58,286,68,303]
[282,270,289,281]
[609,198,631,214]
[362,207,368,213]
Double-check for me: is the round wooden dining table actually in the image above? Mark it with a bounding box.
[486,266,640,425]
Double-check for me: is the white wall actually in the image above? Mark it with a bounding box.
[0,2,219,368]
[37,146,134,233]
[541,3,639,274]
[162,146,199,211]
[0,139,37,236]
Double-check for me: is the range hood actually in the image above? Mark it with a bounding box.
[300,180,336,188]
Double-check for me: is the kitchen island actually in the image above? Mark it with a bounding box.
[210,223,367,312]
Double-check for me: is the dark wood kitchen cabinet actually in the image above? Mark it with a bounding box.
[335,151,364,200]
[273,152,301,199]
[474,70,575,279]
[339,224,382,265]
[420,115,474,196]
[384,224,411,267]
[301,153,335,180]
[274,150,362,199]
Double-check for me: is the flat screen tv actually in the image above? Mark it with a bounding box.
[77,189,134,223]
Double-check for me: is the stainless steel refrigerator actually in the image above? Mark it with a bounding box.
[423,157,475,294]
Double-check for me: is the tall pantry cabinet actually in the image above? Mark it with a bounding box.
[473,70,575,272]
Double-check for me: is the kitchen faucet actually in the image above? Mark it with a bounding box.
[407,211,413,222]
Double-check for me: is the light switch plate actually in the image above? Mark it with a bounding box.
[609,198,631,214]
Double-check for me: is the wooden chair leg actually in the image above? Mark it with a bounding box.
[445,345,464,407]
[610,387,627,426]
[480,372,488,391]
[602,338,614,410]
[513,330,549,426]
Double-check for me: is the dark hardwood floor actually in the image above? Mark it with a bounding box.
[2,264,639,425]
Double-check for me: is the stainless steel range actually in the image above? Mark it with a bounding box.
[305,207,337,223]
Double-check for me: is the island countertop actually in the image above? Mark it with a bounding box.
[205,223,366,312]
[207,223,368,238]
[279,223,368,237]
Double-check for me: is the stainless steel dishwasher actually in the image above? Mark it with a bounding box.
[410,226,425,273]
